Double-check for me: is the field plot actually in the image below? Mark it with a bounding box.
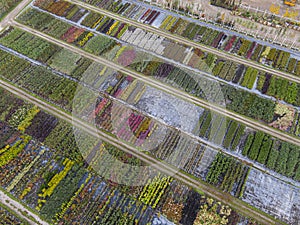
[205,153,250,197]
[255,74,300,106]
[241,131,300,181]
[79,0,300,77]
[243,169,300,224]
[0,47,78,110]
[135,85,204,133]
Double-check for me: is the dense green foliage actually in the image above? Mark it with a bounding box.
[223,86,276,122]
[206,153,249,197]
[242,132,300,181]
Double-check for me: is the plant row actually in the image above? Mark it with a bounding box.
[256,74,300,106]
[242,131,300,181]
[206,153,249,197]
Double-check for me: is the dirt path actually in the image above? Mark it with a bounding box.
[0,189,49,225]
[0,0,31,31]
